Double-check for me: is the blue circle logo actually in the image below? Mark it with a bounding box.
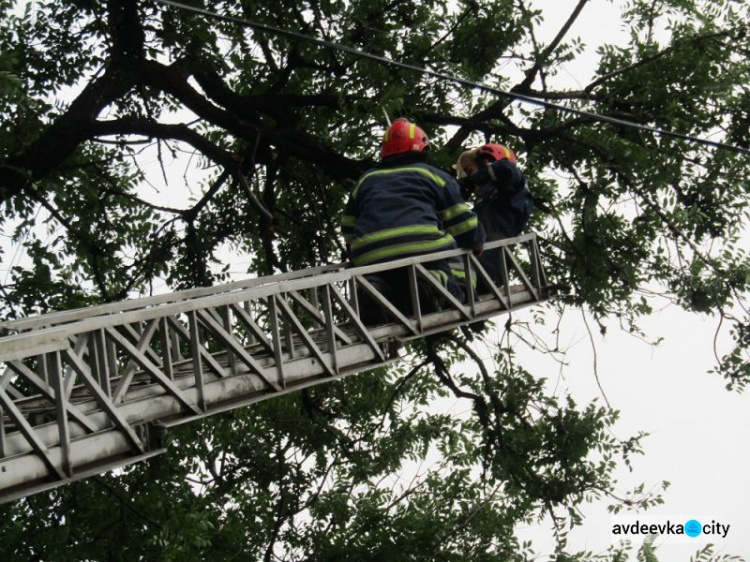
[685,519,702,537]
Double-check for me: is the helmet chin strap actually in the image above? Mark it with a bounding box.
[486,163,498,182]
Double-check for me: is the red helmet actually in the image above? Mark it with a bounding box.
[381,118,429,158]
[478,143,517,163]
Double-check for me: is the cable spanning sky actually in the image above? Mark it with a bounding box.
[155,0,750,158]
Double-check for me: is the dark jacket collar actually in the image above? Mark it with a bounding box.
[377,151,429,168]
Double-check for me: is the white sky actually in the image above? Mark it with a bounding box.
[510,1,750,558]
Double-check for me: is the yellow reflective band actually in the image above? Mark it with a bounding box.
[409,124,416,139]
[429,269,447,285]
[342,215,356,226]
[353,234,455,266]
[440,203,471,221]
[350,225,441,250]
[446,216,478,236]
[450,268,477,287]
[352,166,446,198]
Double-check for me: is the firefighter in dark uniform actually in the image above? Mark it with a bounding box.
[342,118,485,324]
[454,143,533,294]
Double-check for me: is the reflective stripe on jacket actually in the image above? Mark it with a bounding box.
[342,155,485,267]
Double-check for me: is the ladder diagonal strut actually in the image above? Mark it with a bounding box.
[64,348,146,455]
[0,235,553,503]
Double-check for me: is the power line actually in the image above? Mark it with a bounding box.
[153,0,750,157]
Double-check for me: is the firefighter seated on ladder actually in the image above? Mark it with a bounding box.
[454,143,533,295]
[341,118,486,325]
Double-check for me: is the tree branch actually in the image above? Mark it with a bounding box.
[0,65,135,203]
[445,0,590,152]
[90,117,236,168]
[517,0,590,92]
[583,28,735,95]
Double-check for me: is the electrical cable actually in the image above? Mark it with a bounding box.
[153,0,750,157]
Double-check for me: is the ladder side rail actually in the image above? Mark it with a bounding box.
[0,285,413,464]
[1,307,394,462]
[0,234,536,335]
[0,263,346,334]
[0,236,542,364]
[0,237,546,419]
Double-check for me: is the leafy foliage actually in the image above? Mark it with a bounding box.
[0,0,747,558]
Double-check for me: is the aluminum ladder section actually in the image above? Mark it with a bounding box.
[0,234,554,503]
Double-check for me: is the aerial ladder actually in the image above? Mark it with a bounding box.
[0,234,556,504]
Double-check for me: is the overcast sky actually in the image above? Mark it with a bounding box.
[508,1,750,558]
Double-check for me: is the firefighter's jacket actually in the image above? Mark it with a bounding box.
[342,153,485,267]
[473,159,533,240]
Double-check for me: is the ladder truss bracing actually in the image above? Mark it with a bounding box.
[0,234,555,503]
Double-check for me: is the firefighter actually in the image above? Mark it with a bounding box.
[454,143,533,293]
[342,118,485,324]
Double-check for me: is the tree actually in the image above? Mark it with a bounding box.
[0,0,747,559]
